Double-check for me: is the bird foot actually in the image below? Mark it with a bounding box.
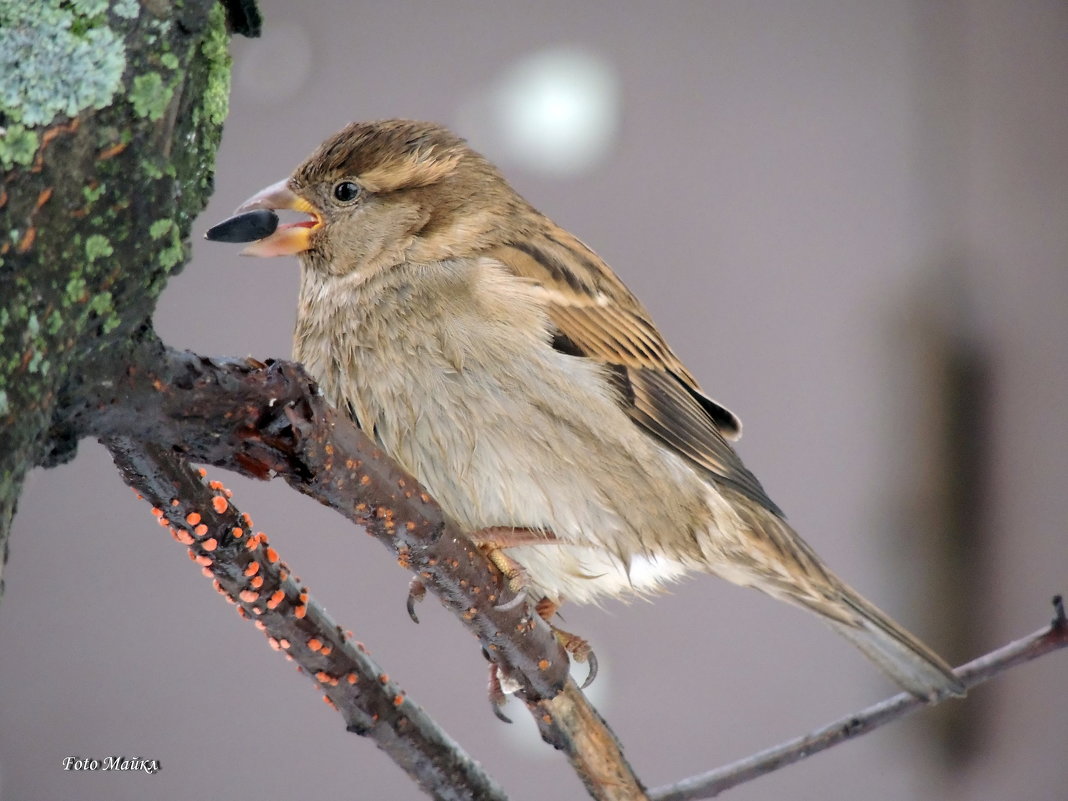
[534,597,598,688]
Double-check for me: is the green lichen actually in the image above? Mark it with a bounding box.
[46,310,64,335]
[69,0,108,17]
[82,183,105,203]
[161,52,179,71]
[0,125,40,170]
[149,219,175,240]
[0,390,8,417]
[84,234,113,261]
[112,0,139,20]
[64,274,87,306]
[158,224,184,269]
[0,1,127,127]
[130,73,174,121]
[199,4,232,127]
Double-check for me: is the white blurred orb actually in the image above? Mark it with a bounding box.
[459,46,622,176]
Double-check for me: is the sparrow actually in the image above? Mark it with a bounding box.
[211,119,964,702]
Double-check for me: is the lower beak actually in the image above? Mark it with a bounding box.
[236,178,322,257]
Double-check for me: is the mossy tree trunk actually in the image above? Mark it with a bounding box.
[0,0,246,599]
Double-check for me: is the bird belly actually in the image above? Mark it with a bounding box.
[295,261,712,603]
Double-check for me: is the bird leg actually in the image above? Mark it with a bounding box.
[468,526,556,608]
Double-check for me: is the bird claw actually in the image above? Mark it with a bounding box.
[551,624,598,688]
[487,663,513,724]
[406,577,426,624]
[494,591,528,612]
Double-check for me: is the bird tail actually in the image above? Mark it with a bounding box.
[710,487,964,702]
[817,587,965,702]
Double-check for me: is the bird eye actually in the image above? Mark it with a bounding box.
[333,181,362,203]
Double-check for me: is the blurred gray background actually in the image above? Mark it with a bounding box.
[2,1,1065,799]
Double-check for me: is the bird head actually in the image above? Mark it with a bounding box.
[232,120,521,276]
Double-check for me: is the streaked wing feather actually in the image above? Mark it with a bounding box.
[488,233,782,517]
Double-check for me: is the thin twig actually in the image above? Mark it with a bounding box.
[650,597,1068,801]
[107,437,507,801]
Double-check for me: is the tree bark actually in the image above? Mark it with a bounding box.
[0,0,235,597]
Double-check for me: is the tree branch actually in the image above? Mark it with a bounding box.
[649,596,1068,801]
[107,436,506,801]
[65,331,648,800]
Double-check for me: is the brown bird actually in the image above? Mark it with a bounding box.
[218,119,964,702]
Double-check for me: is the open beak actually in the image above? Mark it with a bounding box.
[235,179,322,257]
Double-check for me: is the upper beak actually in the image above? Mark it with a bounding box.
[235,178,322,257]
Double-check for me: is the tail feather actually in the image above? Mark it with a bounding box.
[821,591,965,702]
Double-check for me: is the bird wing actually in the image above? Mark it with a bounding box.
[487,229,783,517]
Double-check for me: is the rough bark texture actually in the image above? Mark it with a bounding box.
[0,0,232,597]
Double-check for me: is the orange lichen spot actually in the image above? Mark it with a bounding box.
[98,141,127,160]
[267,590,285,610]
[194,523,208,537]
[170,498,180,506]
[244,562,260,577]
[176,529,194,545]
[347,672,358,685]
[33,187,54,212]
[237,606,249,619]
[319,645,332,656]
[185,512,201,526]
[345,630,354,639]
[250,575,264,589]
[420,493,431,504]
[254,619,266,629]
[298,591,309,603]
[150,507,164,518]
[323,695,336,709]
[239,589,259,603]
[208,480,224,491]
[212,579,223,594]
[294,604,307,619]
[187,549,197,561]
[542,714,552,724]
[278,568,289,581]
[279,638,290,649]
[201,567,213,577]
[392,694,404,707]
[265,547,279,564]
[231,527,244,539]
[359,475,371,486]
[241,513,254,528]
[251,606,264,616]
[197,468,207,477]
[212,496,228,514]
[355,503,367,512]
[268,637,281,650]
[194,554,212,567]
[156,516,170,527]
[315,671,331,684]
[201,537,217,551]
[406,521,417,531]
[307,638,323,652]
[245,534,262,551]
[377,674,389,685]
[464,608,477,621]
[537,659,551,671]
[17,227,36,253]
